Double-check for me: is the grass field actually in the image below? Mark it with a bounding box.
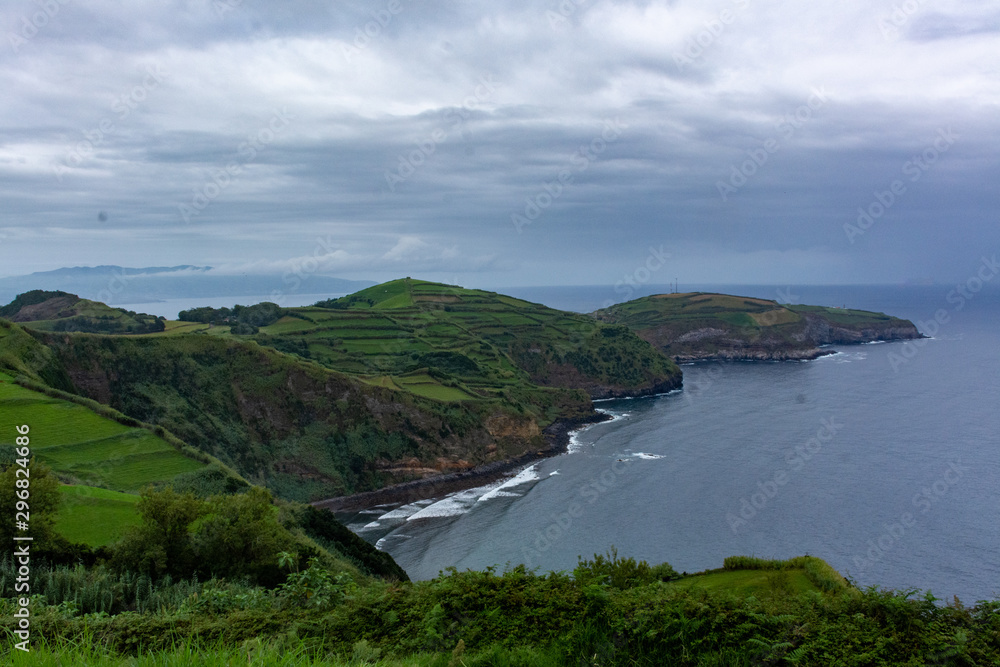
[393,374,475,401]
[667,567,819,596]
[0,372,206,492]
[54,485,141,547]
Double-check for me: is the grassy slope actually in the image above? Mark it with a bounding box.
[0,367,200,549]
[0,371,206,491]
[0,321,412,580]
[0,281,682,503]
[2,290,163,334]
[55,485,141,547]
[595,292,920,360]
[25,331,559,502]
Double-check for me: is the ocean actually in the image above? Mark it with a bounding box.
[338,283,1000,603]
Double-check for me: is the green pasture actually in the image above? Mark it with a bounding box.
[0,373,206,492]
[54,485,141,547]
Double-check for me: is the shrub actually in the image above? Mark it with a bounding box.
[0,459,63,556]
[275,556,355,610]
[574,547,679,589]
[192,487,297,586]
[110,487,206,580]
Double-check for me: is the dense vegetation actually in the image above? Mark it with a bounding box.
[3,551,997,666]
[595,292,921,361]
[23,332,563,500]
[178,302,287,334]
[298,278,682,400]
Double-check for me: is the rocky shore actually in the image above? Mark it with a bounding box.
[311,412,610,513]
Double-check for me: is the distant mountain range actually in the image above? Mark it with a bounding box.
[0,265,375,304]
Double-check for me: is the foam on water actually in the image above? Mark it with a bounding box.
[408,486,491,520]
[477,464,541,503]
[593,389,681,403]
[566,409,631,453]
[567,429,588,453]
[384,465,550,522]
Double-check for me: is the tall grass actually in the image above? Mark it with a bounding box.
[0,555,238,615]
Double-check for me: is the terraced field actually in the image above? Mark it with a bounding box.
[236,278,682,404]
[54,485,141,547]
[0,372,206,492]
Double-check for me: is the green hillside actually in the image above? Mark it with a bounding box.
[286,278,682,400]
[0,290,165,334]
[54,485,142,547]
[0,371,207,491]
[1,324,578,502]
[595,292,922,361]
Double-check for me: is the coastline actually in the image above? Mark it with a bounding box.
[670,348,835,363]
[668,334,928,364]
[311,412,611,513]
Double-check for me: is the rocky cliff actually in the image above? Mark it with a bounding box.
[594,293,922,362]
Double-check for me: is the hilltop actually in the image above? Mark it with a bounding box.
[594,292,922,361]
[0,290,164,334]
[303,278,682,399]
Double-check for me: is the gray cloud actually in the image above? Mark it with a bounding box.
[1,0,998,288]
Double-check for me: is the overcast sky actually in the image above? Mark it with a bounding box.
[1,0,998,288]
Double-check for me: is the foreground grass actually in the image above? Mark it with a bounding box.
[3,555,998,666]
[11,636,565,667]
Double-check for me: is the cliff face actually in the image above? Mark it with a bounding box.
[801,314,922,346]
[28,333,553,502]
[595,293,923,363]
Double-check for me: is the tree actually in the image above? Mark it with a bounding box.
[111,486,206,579]
[0,459,62,554]
[192,486,296,586]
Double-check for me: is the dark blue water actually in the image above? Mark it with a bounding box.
[342,284,1000,603]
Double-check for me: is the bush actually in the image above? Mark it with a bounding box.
[192,487,298,586]
[0,459,63,556]
[275,556,355,610]
[111,487,300,586]
[110,487,205,580]
[574,547,679,589]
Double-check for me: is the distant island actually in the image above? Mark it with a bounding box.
[0,265,375,304]
[595,292,922,362]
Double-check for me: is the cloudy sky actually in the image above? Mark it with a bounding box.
[1,0,998,288]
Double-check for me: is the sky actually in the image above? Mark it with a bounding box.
[1,0,998,289]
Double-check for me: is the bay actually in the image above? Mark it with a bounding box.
[343,284,1000,603]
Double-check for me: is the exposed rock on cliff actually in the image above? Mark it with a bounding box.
[594,293,922,362]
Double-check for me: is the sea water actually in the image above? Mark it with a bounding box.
[341,284,1000,603]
